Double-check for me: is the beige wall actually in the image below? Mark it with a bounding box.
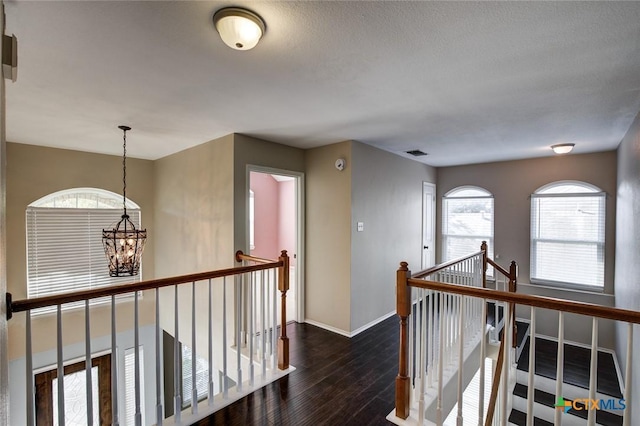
[437,151,618,347]
[305,141,352,333]
[351,141,436,331]
[154,134,234,353]
[6,143,156,359]
[614,111,640,426]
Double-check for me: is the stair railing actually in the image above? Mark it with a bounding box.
[396,248,486,424]
[6,250,290,426]
[393,250,640,426]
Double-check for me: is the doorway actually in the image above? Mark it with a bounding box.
[248,167,304,323]
[422,182,436,269]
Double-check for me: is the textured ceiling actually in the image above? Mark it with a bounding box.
[4,1,640,166]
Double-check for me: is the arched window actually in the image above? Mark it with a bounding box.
[530,181,605,289]
[442,186,494,265]
[27,188,143,313]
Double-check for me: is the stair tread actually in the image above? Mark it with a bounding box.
[516,336,622,398]
[508,408,554,426]
[514,383,623,426]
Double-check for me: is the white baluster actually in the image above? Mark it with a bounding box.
[112,296,119,426]
[222,277,228,398]
[26,311,34,426]
[587,317,598,426]
[133,291,142,425]
[261,272,267,379]
[208,279,214,406]
[155,288,164,424]
[85,300,93,426]
[236,276,243,392]
[526,307,536,426]
[436,291,445,425]
[478,299,486,426]
[271,269,277,371]
[249,272,255,386]
[555,311,564,426]
[623,323,633,426]
[456,295,465,426]
[500,302,511,426]
[57,305,65,426]
[418,289,427,424]
[173,286,181,422]
[191,282,198,414]
[427,289,434,388]
[409,292,415,403]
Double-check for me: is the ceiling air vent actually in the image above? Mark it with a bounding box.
[405,149,428,157]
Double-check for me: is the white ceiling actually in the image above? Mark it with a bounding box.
[4,1,640,167]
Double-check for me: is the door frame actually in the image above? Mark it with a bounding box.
[422,182,436,269]
[247,165,305,323]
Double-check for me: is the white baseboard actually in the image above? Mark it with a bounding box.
[350,310,396,337]
[305,310,396,338]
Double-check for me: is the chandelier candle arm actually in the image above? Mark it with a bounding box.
[102,125,147,277]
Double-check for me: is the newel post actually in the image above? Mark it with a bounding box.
[395,261,412,419]
[277,250,290,370]
[481,241,488,288]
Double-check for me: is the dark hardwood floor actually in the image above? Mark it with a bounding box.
[197,316,399,426]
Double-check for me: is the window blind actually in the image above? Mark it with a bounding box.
[442,194,494,270]
[26,207,142,313]
[181,344,209,407]
[530,192,605,288]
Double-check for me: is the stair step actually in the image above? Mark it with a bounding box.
[516,336,622,398]
[513,383,623,426]
[508,408,553,426]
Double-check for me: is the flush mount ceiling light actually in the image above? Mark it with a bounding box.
[551,143,575,154]
[102,126,147,277]
[213,7,266,51]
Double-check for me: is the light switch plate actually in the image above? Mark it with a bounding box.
[357,222,364,232]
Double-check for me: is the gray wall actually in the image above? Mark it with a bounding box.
[350,141,436,332]
[437,152,618,347]
[614,111,640,426]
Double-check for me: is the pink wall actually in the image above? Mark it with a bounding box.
[250,172,279,259]
[249,172,297,262]
[278,180,296,265]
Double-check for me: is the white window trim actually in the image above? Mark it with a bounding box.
[26,188,144,315]
[442,186,495,276]
[530,181,605,291]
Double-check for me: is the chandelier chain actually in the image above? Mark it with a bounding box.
[122,128,127,214]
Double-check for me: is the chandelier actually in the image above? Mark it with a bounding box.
[102,125,147,277]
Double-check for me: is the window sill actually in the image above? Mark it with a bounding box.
[529,279,605,295]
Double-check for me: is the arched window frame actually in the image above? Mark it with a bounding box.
[26,188,143,314]
[530,180,605,290]
[442,186,494,274]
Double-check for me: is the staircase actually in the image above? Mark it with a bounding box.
[508,331,624,426]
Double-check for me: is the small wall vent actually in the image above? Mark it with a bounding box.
[405,149,428,157]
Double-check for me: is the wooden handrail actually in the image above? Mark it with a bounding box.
[235,250,275,264]
[8,261,282,316]
[410,279,640,324]
[412,250,484,279]
[484,336,505,426]
[486,258,510,279]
